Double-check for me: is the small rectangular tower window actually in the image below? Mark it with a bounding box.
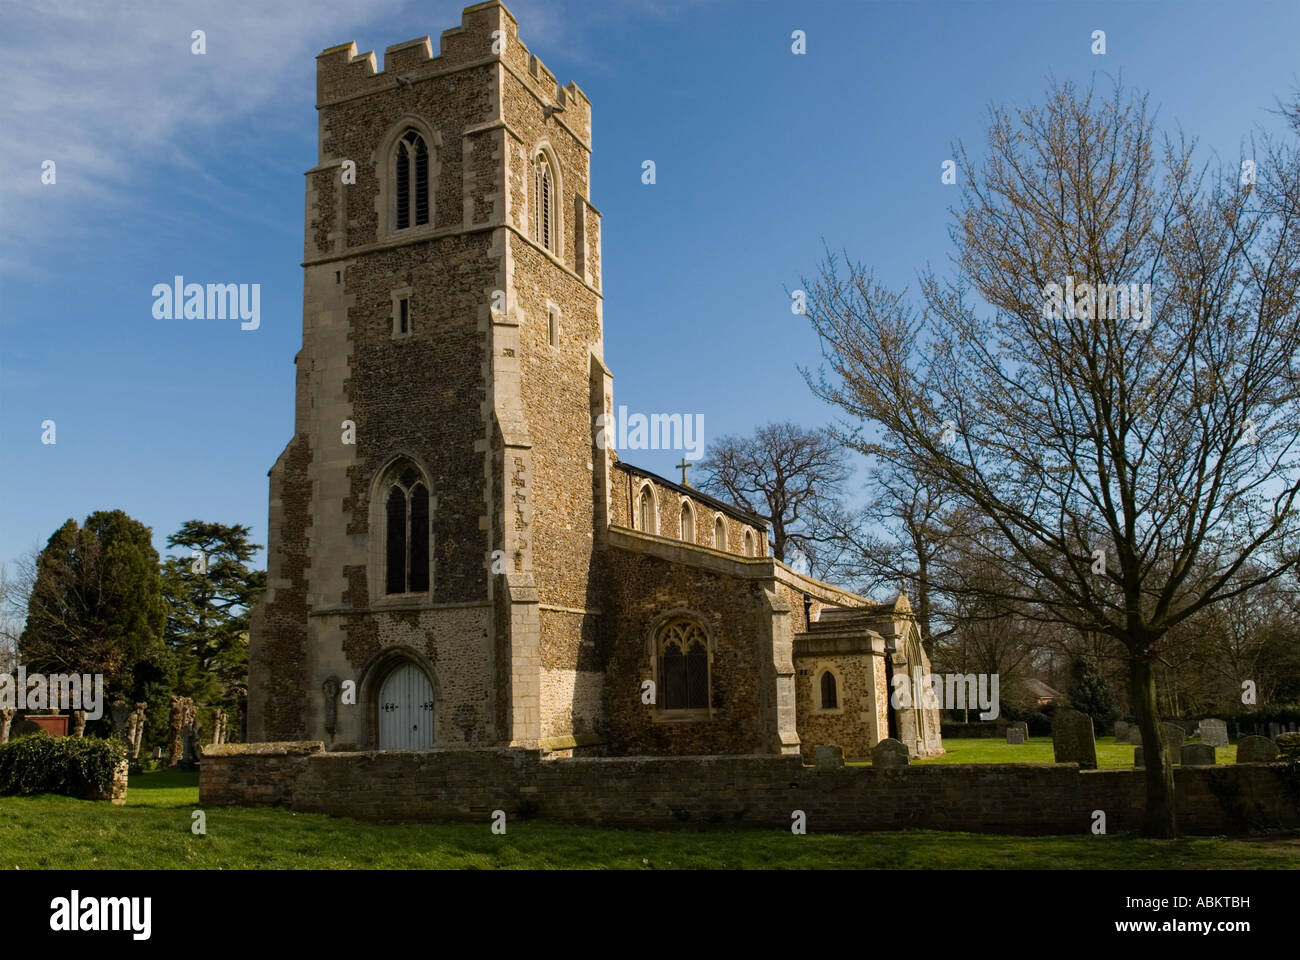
[548,307,558,346]
[391,287,414,339]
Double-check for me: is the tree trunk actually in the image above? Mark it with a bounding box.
[1130,652,1177,838]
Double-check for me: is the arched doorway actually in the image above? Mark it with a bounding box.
[378,661,435,750]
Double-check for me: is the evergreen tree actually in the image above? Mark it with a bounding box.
[1068,656,1120,733]
[160,521,265,727]
[19,511,170,737]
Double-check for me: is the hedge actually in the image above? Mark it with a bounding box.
[0,733,126,799]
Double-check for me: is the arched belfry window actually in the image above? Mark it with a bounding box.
[534,152,556,252]
[656,619,710,711]
[395,129,430,230]
[384,464,430,595]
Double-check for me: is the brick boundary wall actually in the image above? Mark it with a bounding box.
[199,743,1299,835]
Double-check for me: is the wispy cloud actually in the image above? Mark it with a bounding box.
[0,0,706,270]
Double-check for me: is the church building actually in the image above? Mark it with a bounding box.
[246,1,943,763]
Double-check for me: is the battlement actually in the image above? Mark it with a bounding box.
[314,1,591,143]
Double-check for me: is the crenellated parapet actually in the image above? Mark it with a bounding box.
[313,2,591,149]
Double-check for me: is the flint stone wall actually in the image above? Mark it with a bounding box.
[198,742,1299,835]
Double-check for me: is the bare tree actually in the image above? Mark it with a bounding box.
[697,422,851,571]
[802,80,1300,837]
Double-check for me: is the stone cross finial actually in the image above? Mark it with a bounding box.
[676,458,691,486]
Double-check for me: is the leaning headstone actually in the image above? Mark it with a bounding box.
[1010,721,1029,740]
[1160,722,1186,750]
[1114,720,1131,741]
[1127,724,1144,745]
[1006,727,1026,744]
[1198,718,1229,748]
[1052,708,1097,769]
[1235,736,1279,763]
[1181,743,1216,766]
[815,744,844,767]
[872,738,910,768]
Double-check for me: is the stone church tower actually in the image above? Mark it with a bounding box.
[248,1,944,763]
[248,1,607,751]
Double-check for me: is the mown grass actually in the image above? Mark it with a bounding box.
[0,768,1293,870]
[905,735,1232,769]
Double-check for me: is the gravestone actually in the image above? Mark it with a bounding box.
[1134,743,1176,768]
[1235,736,1279,763]
[1160,722,1186,750]
[1268,722,1281,739]
[1127,724,1144,745]
[1181,743,1215,766]
[872,738,910,768]
[1052,708,1097,769]
[1010,721,1029,741]
[815,745,844,767]
[1006,728,1026,744]
[1114,720,1131,741]
[1198,718,1229,748]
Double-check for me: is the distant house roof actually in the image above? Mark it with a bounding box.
[1020,678,1064,701]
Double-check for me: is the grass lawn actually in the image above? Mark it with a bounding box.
[1,768,1294,869]
[907,735,1235,769]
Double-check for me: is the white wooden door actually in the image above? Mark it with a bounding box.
[378,662,434,750]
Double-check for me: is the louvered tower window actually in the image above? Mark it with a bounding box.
[535,154,555,251]
[395,129,429,230]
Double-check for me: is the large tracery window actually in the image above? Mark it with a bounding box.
[385,466,430,595]
[534,153,555,252]
[657,619,710,712]
[395,129,430,230]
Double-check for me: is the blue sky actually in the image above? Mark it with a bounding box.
[2,0,1298,573]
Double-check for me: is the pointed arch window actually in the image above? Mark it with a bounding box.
[714,515,727,551]
[638,485,656,535]
[743,529,756,557]
[534,153,556,252]
[820,670,838,710]
[657,619,710,711]
[395,129,430,230]
[680,501,694,541]
[384,466,430,595]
